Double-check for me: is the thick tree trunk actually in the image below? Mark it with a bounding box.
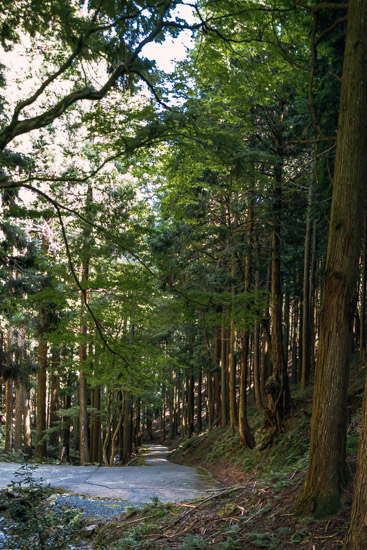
[360,212,367,359]
[296,0,367,517]
[346,371,367,548]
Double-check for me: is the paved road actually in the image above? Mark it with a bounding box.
[0,445,219,504]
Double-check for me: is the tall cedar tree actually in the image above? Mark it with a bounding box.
[296,0,367,518]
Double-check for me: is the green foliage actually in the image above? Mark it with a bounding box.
[246,530,281,549]
[114,522,156,550]
[0,463,83,549]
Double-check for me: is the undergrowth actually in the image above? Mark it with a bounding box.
[0,463,84,549]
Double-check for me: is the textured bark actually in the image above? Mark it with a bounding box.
[197,367,203,432]
[23,390,32,458]
[360,212,367,358]
[214,327,221,422]
[14,329,25,453]
[309,221,318,373]
[301,183,313,389]
[121,390,132,464]
[239,202,255,447]
[79,187,92,465]
[297,0,367,517]
[135,396,141,449]
[49,351,60,456]
[260,260,271,401]
[291,298,299,384]
[283,292,290,377]
[35,328,48,459]
[229,262,238,431]
[36,228,49,460]
[14,382,24,452]
[4,379,13,453]
[101,391,111,465]
[79,366,90,464]
[90,386,101,463]
[265,163,291,430]
[60,372,72,463]
[110,391,124,466]
[346,371,367,548]
[220,314,228,427]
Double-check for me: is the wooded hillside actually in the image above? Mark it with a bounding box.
[1,0,367,546]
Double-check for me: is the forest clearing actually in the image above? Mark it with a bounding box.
[1,0,367,548]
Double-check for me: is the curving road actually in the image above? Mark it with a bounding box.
[0,445,219,504]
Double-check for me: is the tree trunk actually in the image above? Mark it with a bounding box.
[4,378,13,453]
[14,382,24,452]
[229,262,238,431]
[296,0,367,517]
[90,386,101,463]
[23,389,32,458]
[135,396,141,449]
[360,212,367,359]
[265,162,291,430]
[220,314,228,427]
[121,390,131,464]
[49,350,60,457]
[102,391,112,465]
[197,367,203,432]
[291,298,299,384]
[110,391,124,466]
[346,371,367,548]
[35,317,48,459]
[239,202,255,447]
[60,372,72,464]
[301,183,313,389]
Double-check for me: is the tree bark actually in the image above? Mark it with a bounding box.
[229,261,238,431]
[296,0,367,517]
[220,314,228,427]
[35,318,48,459]
[346,370,367,548]
[4,378,13,453]
[360,212,367,358]
[14,382,24,452]
[265,162,291,430]
[301,183,313,389]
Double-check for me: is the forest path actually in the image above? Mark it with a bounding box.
[0,445,219,504]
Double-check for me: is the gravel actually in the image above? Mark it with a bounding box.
[53,493,142,519]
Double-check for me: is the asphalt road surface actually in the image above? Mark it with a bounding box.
[0,445,219,504]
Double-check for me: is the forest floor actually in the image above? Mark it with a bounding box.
[87,358,366,549]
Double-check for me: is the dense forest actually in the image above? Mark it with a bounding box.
[0,0,367,547]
